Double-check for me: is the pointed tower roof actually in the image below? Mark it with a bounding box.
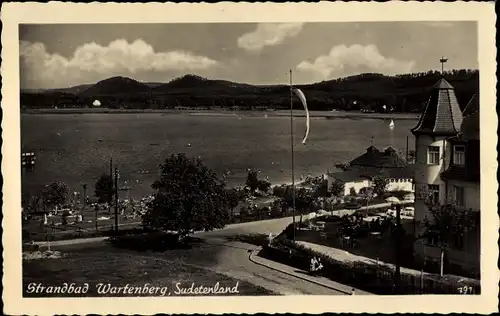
[411,77,463,136]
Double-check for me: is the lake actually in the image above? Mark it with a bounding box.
[21,113,418,199]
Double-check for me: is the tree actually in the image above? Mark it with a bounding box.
[423,203,476,277]
[245,170,259,193]
[329,180,345,198]
[313,179,331,198]
[373,177,389,198]
[225,188,241,217]
[22,193,44,215]
[273,185,287,198]
[359,186,375,207]
[349,187,357,197]
[408,150,416,163]
[143,153,229,238]
[95,173,114,203]
[281,186,314,224]
[41,181,69,211]
[257,179,271,193]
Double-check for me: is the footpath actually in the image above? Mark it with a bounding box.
[249,248,372,295]
[295,241,428,277]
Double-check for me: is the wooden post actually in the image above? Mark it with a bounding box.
[394,203,402,292]
[420,268,424,293]
[114,167,119,234]
[440,248,444,277]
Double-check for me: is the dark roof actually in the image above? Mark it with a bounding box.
[328,170,370,183]
[348,146,408,168]
[329,165,414,183]
[411,77,463,136]
[462,93,479,117]
[448,93,480,141]
[460,93,480,140]
[351,165,415,179]
[433,78,454,89]
[441,165,480,182]
[460,110,480,140]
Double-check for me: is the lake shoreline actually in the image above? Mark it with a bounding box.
[21,113,416,199]
[21,108,421,121]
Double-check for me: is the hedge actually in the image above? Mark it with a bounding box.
[264,235,480,295]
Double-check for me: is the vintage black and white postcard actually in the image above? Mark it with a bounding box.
[2,2,498,315]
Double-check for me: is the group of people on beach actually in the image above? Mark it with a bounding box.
[309,256,324,275]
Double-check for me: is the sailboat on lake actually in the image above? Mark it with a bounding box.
[389,119,395,129]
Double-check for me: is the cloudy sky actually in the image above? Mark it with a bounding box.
[20,22,477,89]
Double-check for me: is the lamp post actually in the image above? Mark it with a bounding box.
[393,202,402,293]
[114,167,119,234]
[82,183,87,223]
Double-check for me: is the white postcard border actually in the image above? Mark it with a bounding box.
[2,2,498,314]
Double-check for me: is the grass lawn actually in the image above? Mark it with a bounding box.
[23,246,275,297]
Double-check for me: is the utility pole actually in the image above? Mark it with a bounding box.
[394,203,402,293]
[406,136,409,162]
[95,204,99,232]
[109,157,113,210]
[289,69,296,242]
[82,184,87,209]
[114,167,119,234]
[82,183,87,223]
[440,56,448,75]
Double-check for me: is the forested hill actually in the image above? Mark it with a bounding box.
[20,69,478,113]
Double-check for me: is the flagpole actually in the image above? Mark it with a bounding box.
[290,69,296,241]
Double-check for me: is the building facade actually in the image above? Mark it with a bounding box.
[411,77,480,275]
[326,146,414,197]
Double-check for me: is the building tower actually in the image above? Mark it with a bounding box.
[411,58,463,264]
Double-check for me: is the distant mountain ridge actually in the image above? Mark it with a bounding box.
[20,69,479,113]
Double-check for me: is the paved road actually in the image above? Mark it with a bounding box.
[47,216,347,295]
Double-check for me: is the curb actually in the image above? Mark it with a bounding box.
[249,247,354,295]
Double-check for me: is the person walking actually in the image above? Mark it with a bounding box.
[310,257,316,275]
[316,258,324,273]
[267,232,273,246]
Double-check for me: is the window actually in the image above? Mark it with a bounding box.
[453,185,465,207]
[454,145,465,165]
[428,184,440,203]
[428,146,440,164]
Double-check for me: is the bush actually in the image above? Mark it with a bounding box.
[108,232,183,251]
[383,190,412,200]
[315,215,342,223]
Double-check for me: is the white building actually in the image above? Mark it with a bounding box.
[326,146,414,197]
[411,77,480,275]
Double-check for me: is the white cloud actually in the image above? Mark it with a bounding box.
[20,39,219,89]
[296,44,415,80]
[237,23,304,52]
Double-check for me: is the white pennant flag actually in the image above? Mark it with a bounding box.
[292,88,310,144]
